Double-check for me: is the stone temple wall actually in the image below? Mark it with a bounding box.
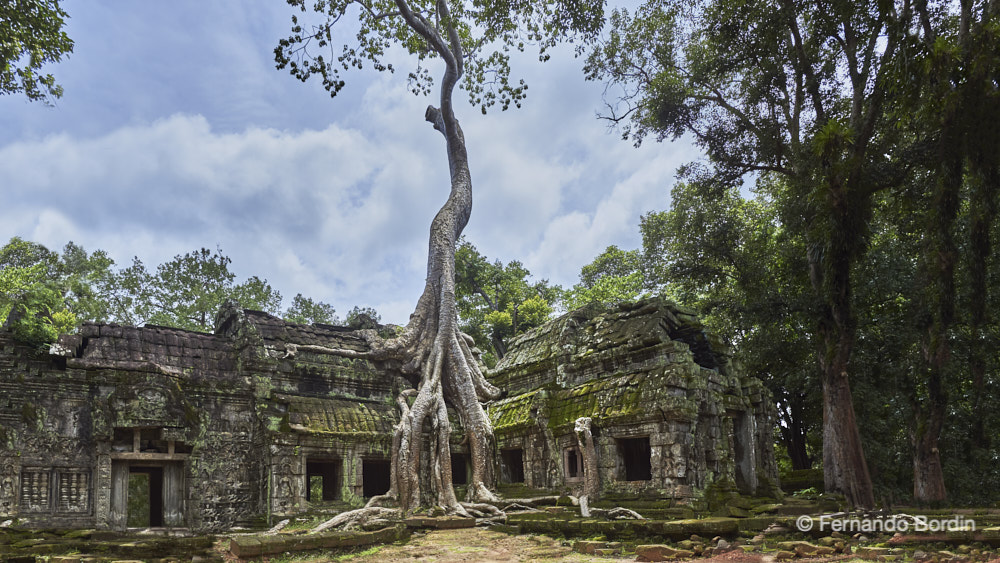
[0,297,777,532]
[486,298,779,500]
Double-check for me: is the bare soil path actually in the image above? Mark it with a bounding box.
[343,527,620,562]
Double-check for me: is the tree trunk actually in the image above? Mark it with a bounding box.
[912,402,947,504]
[911,150,961,504]
[779,396,812,470]
[809,173,875,508]
[819,346,874,508]
[310,0,503,517]
[966,164,997,456]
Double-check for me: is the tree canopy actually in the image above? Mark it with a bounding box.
[0,0,74,103]
[586,0,1000,505]
[562,245,646,310]
[0,238,345,339]
[455,238,559,364]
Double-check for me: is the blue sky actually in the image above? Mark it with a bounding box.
[0,2,697,324]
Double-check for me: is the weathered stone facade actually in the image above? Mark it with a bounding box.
[487,298,778,500]
[0,297,776,532]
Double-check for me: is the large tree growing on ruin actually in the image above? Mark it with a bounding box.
[274,0,601,516]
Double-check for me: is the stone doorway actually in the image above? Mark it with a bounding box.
[616,437,652,481]
[500,449,524,484]
[127,467,163,527]
[110,460,184,529]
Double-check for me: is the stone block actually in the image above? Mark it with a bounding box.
[573,540,607,554]
[635,544,695,561]
[661,517,739,538]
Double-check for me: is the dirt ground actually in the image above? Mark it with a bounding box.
[225,527,1000,563]
[321,528,838,563]
[340,527,617,562]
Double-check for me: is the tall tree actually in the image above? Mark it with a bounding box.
[0,237,76,345]
[284,293,338,325]
[585,0,919,507]
[455,239,558,364]
[562,245,646,309]
[275,0,602,518]
[0,0,74,103]
[892,0,1000,503]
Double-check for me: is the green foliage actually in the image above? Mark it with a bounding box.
[562,245,647,310]
[284,293,338,325]
[455,239,559,364]
[274,0,604,113]
[0,0,74,103]
[590,0,1000,503]
[111,247,284,333]
[0,237,96,347]
[0,238,348,339]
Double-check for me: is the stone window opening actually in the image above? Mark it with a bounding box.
[306,459,342,502]
[564,446,583,482]
[499,449,524,484]
[616,437,652,481]
[362,459,391,498]
[20,468,91,514]
[111,427,190,455]
[112,428,134,452]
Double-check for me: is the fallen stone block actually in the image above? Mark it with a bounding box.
[573,540,607,554]
[635,544,695,561]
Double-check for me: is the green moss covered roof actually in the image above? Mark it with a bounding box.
[286,396,396,435]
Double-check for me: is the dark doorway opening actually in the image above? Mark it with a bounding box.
[617,437,652,481]
[500,449,524,483]
[127,466,163,527]
[564,447,583,482]
[450,453,469,485]
[362,459,391,497]
[306,459,342,502]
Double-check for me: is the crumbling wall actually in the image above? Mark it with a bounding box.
[1,296,777,532]
[0,305,400,532]
[488,297,779,501]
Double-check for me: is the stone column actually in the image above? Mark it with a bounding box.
[163,463,184,526]
[732,412,758,494]
[109,461,128,530]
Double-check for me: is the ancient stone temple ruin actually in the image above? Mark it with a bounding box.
[0,297,777,532]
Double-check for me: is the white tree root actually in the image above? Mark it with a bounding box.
[312,507,401,533]
[264,518,290,534]
[574,417,600,501]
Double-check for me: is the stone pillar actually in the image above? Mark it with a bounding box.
[109,461,128,530]
[163,462,184,527]
[732,412,758,494]
[94,455,111,527]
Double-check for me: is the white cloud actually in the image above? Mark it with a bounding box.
[0,113,439,322]
[0,5,703,325]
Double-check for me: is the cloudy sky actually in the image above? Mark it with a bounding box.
[0,2,697,324]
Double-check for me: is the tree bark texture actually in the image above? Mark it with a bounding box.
[779,397,812,471]
[810,174,875,509]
